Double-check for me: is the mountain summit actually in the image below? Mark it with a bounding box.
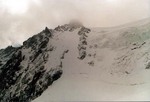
[69,20,83,27]
[0,19,150,102]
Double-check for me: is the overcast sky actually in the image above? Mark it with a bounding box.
[0,0,150,48]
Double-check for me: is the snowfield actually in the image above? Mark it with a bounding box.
[33,18,150,101]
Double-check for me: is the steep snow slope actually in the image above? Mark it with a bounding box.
[33,19,150,101]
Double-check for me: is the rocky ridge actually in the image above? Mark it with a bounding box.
[0,21,90,102]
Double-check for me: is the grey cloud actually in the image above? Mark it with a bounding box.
[0,0,150,48]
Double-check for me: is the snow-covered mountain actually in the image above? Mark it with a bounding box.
[0,19,150,102]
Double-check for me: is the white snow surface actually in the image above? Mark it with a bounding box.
[33,20,150,101]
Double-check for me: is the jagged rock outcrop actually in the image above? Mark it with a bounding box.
[0,27,65,102]
[0,46,18,69]
[0,23,88,102]
[78,27,91,59]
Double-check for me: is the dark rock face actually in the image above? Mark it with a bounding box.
[146,62,150,69]
[78,27,91,60]
[23,27,52,50]
[0,27,63,102]
[0,46,17,69]
[0,24,89,102]
[0,50,22,89]
[52,70,63,81]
